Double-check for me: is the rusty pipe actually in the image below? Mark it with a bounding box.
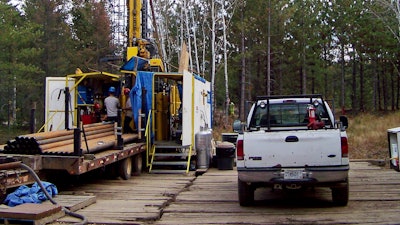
[0,161,21,170]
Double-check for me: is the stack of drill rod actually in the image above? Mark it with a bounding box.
[2,123,138,156]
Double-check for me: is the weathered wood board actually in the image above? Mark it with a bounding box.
[157,162,400,225]
[43,161,400,224]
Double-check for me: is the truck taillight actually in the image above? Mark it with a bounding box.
[236,139,244,160]
[341,137,348,158]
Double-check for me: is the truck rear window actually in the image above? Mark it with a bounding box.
[250,102,330,128]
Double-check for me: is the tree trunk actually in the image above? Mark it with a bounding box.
[351,48,357,112]
[222,1,230,117]
[183,0,193,71]
[391,66,395,111]
[359,56,365,112]
[340,42,345,111]
[240,1,246,121]
[211,0,216,123]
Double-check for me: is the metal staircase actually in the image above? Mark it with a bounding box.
[149,143,193,174]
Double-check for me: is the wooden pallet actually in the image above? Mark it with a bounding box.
[0,194,96,225]
[0,203,64,225]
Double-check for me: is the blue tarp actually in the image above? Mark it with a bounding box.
[130,71,154,127]
[120,56,149,71]
[4,181,58,207]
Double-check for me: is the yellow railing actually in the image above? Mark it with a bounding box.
[144,110,152,167]
[149,145,156,173]
[38,110,64,133]
[185,145,192,174]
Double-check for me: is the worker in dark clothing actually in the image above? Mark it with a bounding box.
[123,88,134,133]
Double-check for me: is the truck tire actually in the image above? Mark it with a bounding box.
[118,157,132,180]
[238,178,254,206]
[331,180,349,206]
[131,154,143,176]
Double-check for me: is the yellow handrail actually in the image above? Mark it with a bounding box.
[149,145,156,172]
[144,110,152,167]
[185,145,192,174]
[37,110,63,133]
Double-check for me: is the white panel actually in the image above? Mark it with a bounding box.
[45,77,75,131]
[181,71,193,146]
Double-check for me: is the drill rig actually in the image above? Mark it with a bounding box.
[48,0,212,174]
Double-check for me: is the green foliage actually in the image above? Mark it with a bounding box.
[0,1,43,124]
[70,0,115,72]
[224,0,400,113]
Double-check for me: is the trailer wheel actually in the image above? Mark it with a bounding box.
[238,178,254,206]
[118,157,132,180]
[131,154,143,176]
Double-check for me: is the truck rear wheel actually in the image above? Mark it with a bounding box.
[118,157,132,180]
[331,180,349,206]
[131,154,143,176]
[238,178,254,206]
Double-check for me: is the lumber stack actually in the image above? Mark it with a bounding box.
[3,123,138,156]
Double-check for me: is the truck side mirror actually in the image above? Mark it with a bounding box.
[340,116,349,130]
[233,120,243,133]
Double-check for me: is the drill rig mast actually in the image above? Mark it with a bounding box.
[125,0,164,72]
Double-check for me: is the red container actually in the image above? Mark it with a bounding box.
[81,115,93,125]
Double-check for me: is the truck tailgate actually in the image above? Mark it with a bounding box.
[243,129,342,167]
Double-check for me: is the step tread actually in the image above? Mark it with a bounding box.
[154,153,188,157]
[152,161,188,166]
[150,169,188,174]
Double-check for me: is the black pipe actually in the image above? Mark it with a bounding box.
[117,109,123,149]
[30,102,36,134]
[65,87,70,130]
[73,128,82,156]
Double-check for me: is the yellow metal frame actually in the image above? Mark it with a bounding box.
[145,110,152,167]
[65,71,122,126]
[185,145,192,174]
[128,0,141,48]
[66,71,121,91]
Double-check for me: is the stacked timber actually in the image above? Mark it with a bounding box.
[3,123,138,156]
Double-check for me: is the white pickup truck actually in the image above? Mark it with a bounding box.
[235,95,349,206]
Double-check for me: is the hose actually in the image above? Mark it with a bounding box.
[3,162,88,225]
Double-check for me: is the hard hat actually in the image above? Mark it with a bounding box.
[124,88,130,95]
[109,86,116,93]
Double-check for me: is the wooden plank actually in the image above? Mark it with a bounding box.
[42,194,97,212]
[0,203,62,220]
[44,161,400,224]
[156,162,400,224]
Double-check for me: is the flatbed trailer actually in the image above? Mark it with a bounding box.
[0,142,145,175]
[0,123,146,199]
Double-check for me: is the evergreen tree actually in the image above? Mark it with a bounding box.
[71,0,115,72]
[0,0,43,125]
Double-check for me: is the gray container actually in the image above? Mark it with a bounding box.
[195,129,212,169]
[216,142,235,170]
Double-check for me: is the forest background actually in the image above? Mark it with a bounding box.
[1,0,400,160]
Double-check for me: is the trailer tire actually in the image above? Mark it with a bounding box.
[131,154,143,176]
[118,157,132,180]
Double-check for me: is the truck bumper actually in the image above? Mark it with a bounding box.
[237,165,349,185]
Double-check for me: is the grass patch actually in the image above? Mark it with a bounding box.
[347,112,400,159]
[0,126,30,144]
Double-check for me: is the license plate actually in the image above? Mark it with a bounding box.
[284,169,303,180]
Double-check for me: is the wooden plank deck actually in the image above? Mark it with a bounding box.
[44,161,400,224]
[157,162,400,225]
